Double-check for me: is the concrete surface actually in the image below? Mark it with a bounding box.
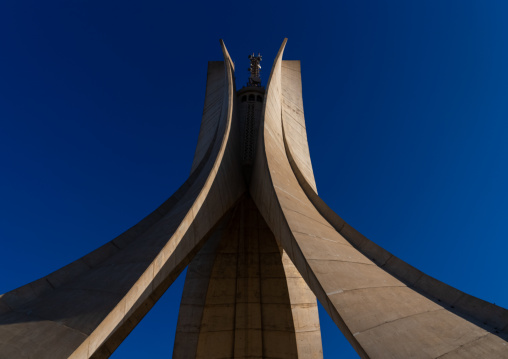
[249,38,508,359]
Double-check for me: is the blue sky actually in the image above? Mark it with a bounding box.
[1,1,507,357]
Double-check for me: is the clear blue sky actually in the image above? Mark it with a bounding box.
[1,1,507,357]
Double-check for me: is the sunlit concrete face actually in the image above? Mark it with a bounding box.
[0,39,507,359]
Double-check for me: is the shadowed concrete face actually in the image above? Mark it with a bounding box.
[0,39,507,359]
[173,196,322,359]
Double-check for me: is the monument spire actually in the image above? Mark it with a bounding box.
[0,39,506,359]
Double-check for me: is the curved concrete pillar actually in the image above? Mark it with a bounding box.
[0,40,245,359]
[281,60,317,193]
[250,38,508,359]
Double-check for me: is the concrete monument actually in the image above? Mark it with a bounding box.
[0,39,507,358]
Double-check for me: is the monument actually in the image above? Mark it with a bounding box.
[0,39,507,358]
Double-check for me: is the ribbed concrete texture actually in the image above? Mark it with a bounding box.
[173,196,322,359]
[0,39,506,358]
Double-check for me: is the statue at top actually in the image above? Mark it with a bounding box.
[247,53,262,87]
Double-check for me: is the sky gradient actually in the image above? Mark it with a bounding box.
[1,1,507,357]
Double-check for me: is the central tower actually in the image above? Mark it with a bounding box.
[238,53,266,178]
